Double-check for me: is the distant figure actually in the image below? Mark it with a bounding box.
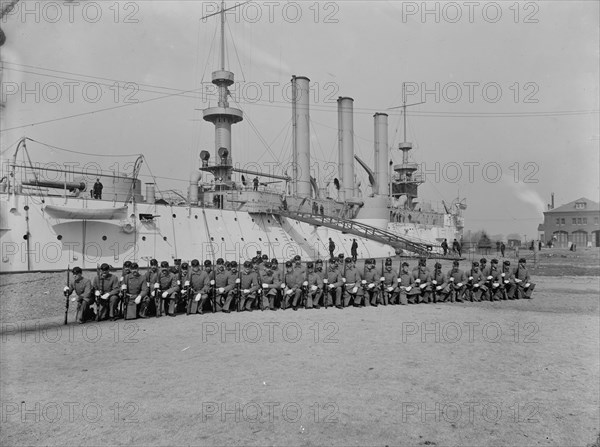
[319,204,324,216]
[93,179,103,199]
[538,240,542,251]
[351,239,358,262]
[441,238,448,256]
[496,241,501,254]
[500,242,506,257]
[452,238,461,257]
[253,177,259,191]
[328,238,336,259]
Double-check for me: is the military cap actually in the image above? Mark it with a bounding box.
[225,261,231,268]
[329,258,337,264]
[271,258,278,264]
[191,259,200,267]
[243,260,252,268]
[264,262,272,269]
[345,257,352,263]
[181,262,189,269]
[491,259,498,264]
[230,261,238,268]
[434,262,442,268]
[294,255,301,261]
[503,260,511,266]
[262,254,269,260]
[169,266,178,274]
[216,258,224,265]
[257,250,262,255]
[402,262,409,267]
[123,261,132,268]
[385,258,392,266]
[100,263,110,271]
[285,261,293,268]
[472,261,479,267]
[452,260,459,266]
[519,258,526,263]
[130,262,139,269]
[419,257,426,265]
[338,253,344,259]
[203,260,211,267]
[160,261,169,268]
[72,266,83,274]
[316,259,323,264]
[480,258,487,264]
[150,259,158,266]
[307,262,314,268]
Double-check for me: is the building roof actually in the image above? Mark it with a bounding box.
[544,197,600,214]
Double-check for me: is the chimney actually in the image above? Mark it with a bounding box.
[551,192,555,209]
[337,96,355,201]
[292,76,311,197]
[374,113,389,196]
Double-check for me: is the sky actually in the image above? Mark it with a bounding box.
[1,0,598,239]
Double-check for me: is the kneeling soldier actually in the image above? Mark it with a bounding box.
[484,259,502,301]
[363,259,380,306]
[447,260,467,303]
[259,262,280,310]
[466,261,486,302]
[64,267,94,324]
[305,262,323,309]
[513,258,535,299]
[410,260,432,303]
[397,262,413,305]
[93,263,120,321]
[323,258,343,308]
[239,260,260,311]
[122,263,148,319]
[499,260,516,299]
[343,258,363,307]
[381,258,398,305]
[431,262,450,303]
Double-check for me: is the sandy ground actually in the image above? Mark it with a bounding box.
[1,249,599,446]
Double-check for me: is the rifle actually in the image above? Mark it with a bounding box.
[380,259,385,304]
[323,261,328,309]
[302,263,309,309]
[236,260,242,312]
[155,273,163,317]
[341,258,347,308]
[63,265,70,325]
[211,269,217,313]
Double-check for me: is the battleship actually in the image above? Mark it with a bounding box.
[0,2,465,273]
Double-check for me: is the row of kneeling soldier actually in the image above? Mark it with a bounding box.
[63,255,536,324]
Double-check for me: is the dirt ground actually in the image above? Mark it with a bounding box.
[1,248,599,446]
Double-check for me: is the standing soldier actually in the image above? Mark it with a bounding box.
[239,261,260,311]
[350,239,358,262]
[452,238,462,257]
[500,242,506,257]
[93,178,103,199]
[93,263,120,321]
[447,260,467,303]
[381,258,398,305]
[64,266,94,324]
[397,262,412,305]
[122,263,148,319]
[410,260,432,303]
[328,238,336,259]
[362,259,380,306]
[323,258,343,308]
[441,239,449,256]
[342,257,363,307]
[305,262,323,309]
[430,262,449,303]
[513,258,535,299]
[500,260,516,299]
[466,261,486,302]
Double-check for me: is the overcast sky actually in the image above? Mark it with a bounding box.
[1,0,598,238]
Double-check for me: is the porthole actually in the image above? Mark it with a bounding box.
[142,236,146,241]
[102,236,107,241]
[215,217,219,220]
[163,236,167,241]
[57,235,62,240]
[195,215,198,219]
[172,214,176,218]
[23,234,28,240]
[259,238,262,241]
[211,237,214,241]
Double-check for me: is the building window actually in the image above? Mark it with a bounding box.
[561,218,565,225]
[556,218,560,225]
[595,217,599,225]
[577,218,582,225]
[572,218,577,225]
[575,202,587,209]
[583,217,587,225]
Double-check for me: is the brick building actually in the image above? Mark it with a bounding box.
[540,197,600,248]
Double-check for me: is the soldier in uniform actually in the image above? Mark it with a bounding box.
[322,258,343,308]
[64,266,94,324]
[500,260,516,299]
[381,258,398,305]
[269,258,283,309]
[282,260,303,310]
[151,262,179,316]
[305,262,323,309]
[465,261,486,302]
[342,257,363,307]
[312,260,326,308]
[362,258,380,306]
[93,263,120,321]
[482,258,501,301]
[258,261,280,310]
[122,262,148,319]
[447,260,467,303]
[238,260,260,311]
[513,258,535,299]
[410,260,432,303]
[397,262,412,305]
[214,259,235,312]
[185,260,210,314]
[430,262,449,303]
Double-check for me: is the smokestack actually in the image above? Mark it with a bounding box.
[145,183,155,204]
[551,192,554,209]
[292,76,311,197]
[374,113,389,196]
[337,96,355,201]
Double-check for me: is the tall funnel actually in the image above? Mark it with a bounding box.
[337,97,355,201]
[292,76,311,197]
[374,113,389,196]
